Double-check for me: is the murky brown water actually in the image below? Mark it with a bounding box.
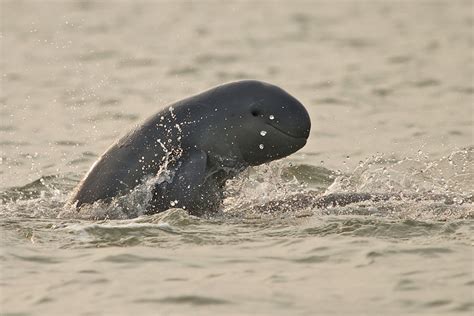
[1,1,473,315]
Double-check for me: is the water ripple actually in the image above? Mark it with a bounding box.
[134,295,231,306]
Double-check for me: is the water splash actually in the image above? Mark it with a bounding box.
[327,148,473,196]
[221,161,317,218]
[0,149,472,222]
[219,148,473,220]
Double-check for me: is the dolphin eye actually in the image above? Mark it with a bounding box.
[251,109,261,117]
[250,101,264,117]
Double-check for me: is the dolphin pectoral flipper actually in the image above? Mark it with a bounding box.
[170,149,208,203]
[148,149,208,213]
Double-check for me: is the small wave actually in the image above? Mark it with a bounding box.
[134,295,231,306]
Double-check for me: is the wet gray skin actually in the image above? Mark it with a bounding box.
[69,80,311,215]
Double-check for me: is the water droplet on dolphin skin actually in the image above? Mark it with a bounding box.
[260,130,267,136]
[269,115,275,120]
[259,144,264,150]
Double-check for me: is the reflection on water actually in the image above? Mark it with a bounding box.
[1,0,473,315]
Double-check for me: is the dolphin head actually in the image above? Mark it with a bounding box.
[211,80,311,166]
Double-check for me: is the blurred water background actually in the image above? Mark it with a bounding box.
[1,1,473,315]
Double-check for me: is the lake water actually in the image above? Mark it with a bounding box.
[1,1,473,315]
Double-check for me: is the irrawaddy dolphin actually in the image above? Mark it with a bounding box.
[69,80,311,216]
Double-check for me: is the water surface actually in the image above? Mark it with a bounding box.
[1,1,473,315]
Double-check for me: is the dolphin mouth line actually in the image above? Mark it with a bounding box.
[266,123,308,140]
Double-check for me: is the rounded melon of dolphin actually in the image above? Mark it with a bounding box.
[69,80,311,215]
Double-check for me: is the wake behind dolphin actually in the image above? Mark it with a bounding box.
[69,80,311,216]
